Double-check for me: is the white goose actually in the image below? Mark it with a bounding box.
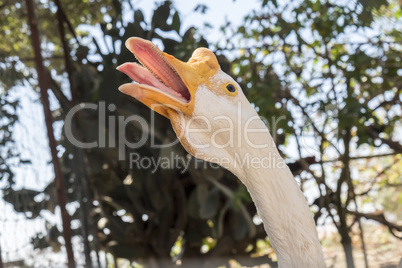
[118,37,326,267]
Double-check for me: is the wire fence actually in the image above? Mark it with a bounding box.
[0,88,86,267]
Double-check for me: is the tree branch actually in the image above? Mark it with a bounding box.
[366,126,402,153]
[348,210,402,239]
[320,152,401,164]
[48,73,72,111]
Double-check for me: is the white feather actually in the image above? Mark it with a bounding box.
[177,70,326,267]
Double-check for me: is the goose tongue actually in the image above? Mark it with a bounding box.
[118,41,190,102]
[117,62,188,102]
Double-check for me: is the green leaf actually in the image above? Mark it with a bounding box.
[199,188,219,219]
[108,242,147,259]
[134,10,144,23]
[188,187,202,219]
[172,11,181,33]
[151,1,171,31]
[234,211,248,240]
[194,4,208,14]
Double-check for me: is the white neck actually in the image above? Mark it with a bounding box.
[228,120,326,267]
[182,77,326,267]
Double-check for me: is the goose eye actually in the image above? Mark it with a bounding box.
[226,84,236,93]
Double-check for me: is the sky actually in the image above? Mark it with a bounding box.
[134,0,260,42]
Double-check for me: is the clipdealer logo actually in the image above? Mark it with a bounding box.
[64,101,290,173]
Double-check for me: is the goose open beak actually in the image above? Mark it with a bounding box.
[117,37,196,118]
